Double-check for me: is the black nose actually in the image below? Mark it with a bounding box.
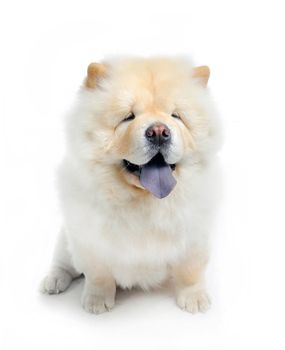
[145,123,171,146]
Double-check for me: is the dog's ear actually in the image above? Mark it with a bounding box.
[85,63,107,89]
[192,66,210,87]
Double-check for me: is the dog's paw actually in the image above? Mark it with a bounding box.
[81,290,115,314]
[176,286,211,314]
[40,267,73,294]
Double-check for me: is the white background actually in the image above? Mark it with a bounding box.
[1,1,285,349]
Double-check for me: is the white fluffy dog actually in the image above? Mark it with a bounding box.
[41,57,222,314]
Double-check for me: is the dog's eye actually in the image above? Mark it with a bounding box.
[171,112,181,120]
[123,112,136,122]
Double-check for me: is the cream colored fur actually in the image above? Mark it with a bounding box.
[40,57,222,314]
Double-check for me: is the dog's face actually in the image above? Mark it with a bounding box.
[70,58,216,198]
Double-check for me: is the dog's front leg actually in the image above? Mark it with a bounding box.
[172,249,211,314]
[77,252,116,314]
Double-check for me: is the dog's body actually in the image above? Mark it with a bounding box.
[41,57,222,314]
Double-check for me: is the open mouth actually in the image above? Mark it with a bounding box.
[123,153,177,199]
[123,155,176,176]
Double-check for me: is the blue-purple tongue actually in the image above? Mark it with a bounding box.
[139,153,177,199]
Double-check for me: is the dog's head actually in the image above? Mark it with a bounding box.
[67,57,220,199]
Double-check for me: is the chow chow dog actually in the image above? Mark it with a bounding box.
[41,57,221,314]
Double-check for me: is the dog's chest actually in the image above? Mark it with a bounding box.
[95,213,186,263]
[72,210,186,289]
[99,218,186,289]
[66,191,190,288]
